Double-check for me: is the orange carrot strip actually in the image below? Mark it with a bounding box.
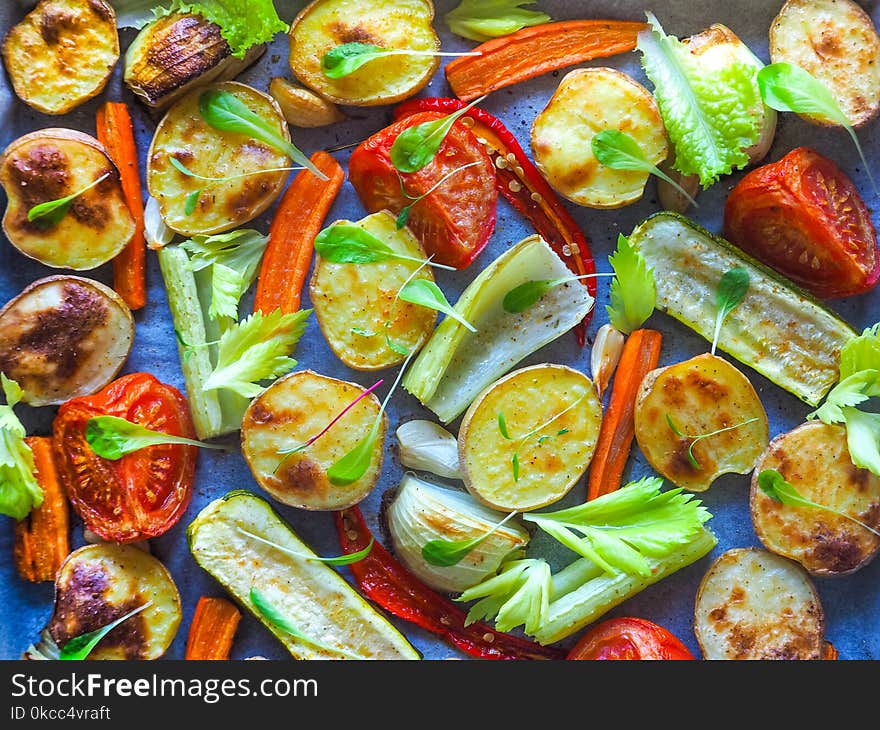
[587,329,662,501]
[445,20,647,102]
[96,101,147,310]
[253,150,344,314]
[185,596,242,660]
[13,437,70,583]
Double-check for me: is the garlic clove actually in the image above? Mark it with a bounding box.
[396,420,462,479]
[591,324,626,398]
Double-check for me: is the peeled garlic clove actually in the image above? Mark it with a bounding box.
[144,196,174,250]
[657,158,700,213]
[396,420,462,479]
[269,78,346,128]
[591,324,626,398]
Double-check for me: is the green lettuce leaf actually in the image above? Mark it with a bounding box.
[0,374,42,520]
[445,0,551,42]
[637,12,761,187]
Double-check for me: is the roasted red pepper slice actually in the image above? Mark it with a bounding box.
[395,97,597,344]
[335,507,564,660]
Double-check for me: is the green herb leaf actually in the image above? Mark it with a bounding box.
[351,327,377,338]
[665,413,759,469]
[184,190,200,216]
[810,370,880,425]
[314,223,455,270]
[169,156,302,183]
[85,416,226,460]
[606,234,656,335]
[498,412,511,440]
[385,333,410,356]
[511,452,520,482]
[27,173,110,226]
[59,602,152,660]
[398,279,476,332]
[390,96,485,173]
[502,273,609,314]
[839,322,880,381]
[321,42,479,79]
[0,374,42,520]
[445,0,550,42]
[238,528,374,566]
[198,89,326,180]
[249,588,363,659]
[758,63,876,194]
[758,469,880,537]
[712,267,749,355]
[422,511,518,566]
[591,130,699,207]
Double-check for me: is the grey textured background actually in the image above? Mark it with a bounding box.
[1,0,878,660]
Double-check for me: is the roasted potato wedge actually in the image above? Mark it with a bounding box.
[241,370,386,511]
[459,364,602,512]
[310,211,437,371]
[47,544,181,660]
[1,129,135,270]
[770,0,880,127]
[289,0,440,106]
[269,78,346,128]
[694,547,825,660]
[751,422,880,576]
[125,12,266,110]
[531,67,668,209]
[0,276,134,407]
[634,354,769,492]
[147,81,291,236]
[2,0,119,115]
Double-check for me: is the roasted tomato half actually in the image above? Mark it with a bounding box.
[348,111,497,269]
[724,147,879,299]
[53,372,197,543]
[567,617,695,660]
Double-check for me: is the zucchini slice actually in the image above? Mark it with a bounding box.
[188,491,420,660]
[694,547,825,660]
[629,212,856,406]
[751,422,880,576]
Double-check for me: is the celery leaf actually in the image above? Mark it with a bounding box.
[606,234,656,335]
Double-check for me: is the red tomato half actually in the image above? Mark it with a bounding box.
[567,617,695,660]
[53,372,197,543]
[348,111,497,269]
[724,147,879,299]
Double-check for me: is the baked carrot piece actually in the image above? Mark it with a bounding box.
[253,150,344,315]
[587,328,662,501]
[96,101,146,310]
[445,20,647,102]
[185,596,242,660]
[13,437,70,582]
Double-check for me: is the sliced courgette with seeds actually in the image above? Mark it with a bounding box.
[629,212,856,406]
[188,491,419,660]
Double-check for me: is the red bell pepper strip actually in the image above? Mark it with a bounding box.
[395,97,597,345]
[335,507,564,660]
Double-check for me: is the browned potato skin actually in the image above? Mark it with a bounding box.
[695,547,825,660]
[751,422,880,576]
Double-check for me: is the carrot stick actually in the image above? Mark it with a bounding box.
[445,20,647,101]
[96,101,146,310]
[185,596,242,660]
[587,328,662,501]
[13,437,70,582]
[253,150,344,314]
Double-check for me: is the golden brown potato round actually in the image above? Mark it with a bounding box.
[694,547,825,660]
[2,0,119,115]
[289,0,440,106]
[770,0,880,127]
[0,276,134,407]
[310,211,437,371]
[241,370,386,511]
[147,81,291,236]
[751,421,880,576]
[634,354,769,492]
[459,364,602,512]
[1,129,135,270]
[531,67,668,209]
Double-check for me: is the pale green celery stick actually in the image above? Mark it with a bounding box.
[548,559,604,601]
[533,528,717,645]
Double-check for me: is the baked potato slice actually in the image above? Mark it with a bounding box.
[125,12,266,110]
[770,0,880,127]
[269,78,346,128]
[459,364,602,512]
[0,276,134,407]
[147,81,291,236]
[241,370,386,511]
[751,422,880,576]
[310,211,437,371]
[289,0,440,106]
[2,0,119,115]
[694,547,825,660]
[1,129,135,270]
[634,353,769,492]
[530,67,668,209]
